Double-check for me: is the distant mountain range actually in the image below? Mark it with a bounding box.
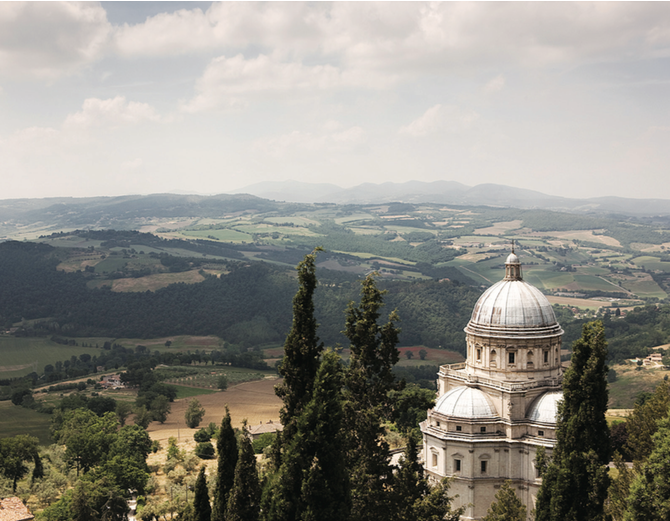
[2,181,670,233]
[230,180,670,216]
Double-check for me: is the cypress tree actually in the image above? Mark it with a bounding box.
[343,273,401,521]
[227,427,261,521]
[393,435,429,521]
[193,466,211,521]
[535,321,611,521]
[275,248,324,441]
[482,481,527,521]
[211,406,237,521]
[268,351,350,521]
[262,250,324,520]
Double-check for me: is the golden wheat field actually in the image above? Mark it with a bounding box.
[147,378,282,444]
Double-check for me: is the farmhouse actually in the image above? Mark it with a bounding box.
[422,251,563,520]
[246,420,283,440]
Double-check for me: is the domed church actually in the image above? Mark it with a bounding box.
[420,250,564,520]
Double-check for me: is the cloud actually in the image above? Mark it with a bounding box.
[484,74,505,93]
[252,125,367,157]
[63,96,162,129]
[121,157,143,171]
[181,54,381,112]
[399,105,480,137]
[111,3,670,72]
[0,2,111,79]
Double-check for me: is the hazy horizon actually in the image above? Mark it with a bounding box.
[3,2,670,200]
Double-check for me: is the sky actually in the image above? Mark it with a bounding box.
[3,2,670,201]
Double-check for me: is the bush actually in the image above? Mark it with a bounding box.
[195,442,215,459]
[194,428,211,442]
[252,432,277,454]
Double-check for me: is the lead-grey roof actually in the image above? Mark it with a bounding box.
[434,386,498,419]
[465,279,563,339]
[526,391,563,423]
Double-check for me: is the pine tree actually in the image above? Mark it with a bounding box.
[482,481,526,521]
[275,248,324,441]
[193,466,211,521]
[624,417,670,521]
[535,321,611,521]
[343,273,401,521]
[211,406,237,521]
[227,427,261,521]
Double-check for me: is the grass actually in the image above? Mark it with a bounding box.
[172,386,218,399]
[396,347,464,366]
[631,256,670,273]
[0,336,101,379]
[109,270,206,292]
[608,363,669,409]
[0,402,52,445]
[180,228,252,242]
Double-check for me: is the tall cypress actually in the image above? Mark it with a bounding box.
[275,248,324,442]
[193,466,211,521]
[268,351,350,521]
[343,273,401,521]
[227,428,261,521]
[535,321,611,521]
[393,435,429,521]
[211,406,237,521]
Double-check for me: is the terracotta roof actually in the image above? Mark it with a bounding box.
[0,497,34,521]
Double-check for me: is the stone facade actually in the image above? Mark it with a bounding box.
[421,252,563,520]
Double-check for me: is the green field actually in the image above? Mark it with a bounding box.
[0,337,101,379]
[0,402,52,444]
[172,385,218,399]
[182,228,252,242]
[631,256,670,272]
[623,278,667,299]
[264,216,319,226]
[159,366,274,389]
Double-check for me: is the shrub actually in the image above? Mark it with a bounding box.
[195,442,215,459]
[194,428,211,442]
[252,432,277,454]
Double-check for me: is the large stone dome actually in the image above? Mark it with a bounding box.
[434,386,498,419]
[464,252,563,339]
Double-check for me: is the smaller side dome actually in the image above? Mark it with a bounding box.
[435,386,498,419]
[526,391,563,424]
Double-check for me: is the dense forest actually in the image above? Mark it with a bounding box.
[0,241,480,352]
[2,239,670,366]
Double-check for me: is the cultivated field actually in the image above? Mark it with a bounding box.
[0,336,101,379]
[147,378,282,444]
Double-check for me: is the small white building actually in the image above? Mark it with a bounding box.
[421,252,563,520]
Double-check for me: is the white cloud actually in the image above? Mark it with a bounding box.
[484,74,506,93]
[252,125,367,158]
[121,158,143,171]
[399,105,444,137]
[400,105,480,137]
[0,2,111,79]
[182,54,370,113]
[63,96,162,129]
[111,3,670,72]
